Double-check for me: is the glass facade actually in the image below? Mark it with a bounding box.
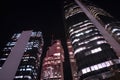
[64,0,120,80]
[0,33,21,69]
[84,2,120,43]
[0,31,44,80]
[14,31,44,80]
[41,40,64,80]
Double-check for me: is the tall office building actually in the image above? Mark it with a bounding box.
[0,30,44,80]
[85,2,120,43]
[64,0,120,80]
[41,40,64,80]
[67,39,78,80]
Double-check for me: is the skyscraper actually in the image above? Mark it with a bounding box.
[64,0,120,80]
[0,30,44,80]
[40,40,64,80]
[67,39,78,80]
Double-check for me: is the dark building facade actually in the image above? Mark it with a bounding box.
[64,0,120,80]
[67,39,78,80]
[0,30,44,80]
[85,2,120,43]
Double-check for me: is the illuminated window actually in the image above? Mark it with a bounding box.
[54,53,60,56]
[98,63,103,69]
[75,33,84,37]
[91,66,95,71]
[97,40,107,44]
[15,76,23,79]
[33,41,39,48]
[86,67,90,73]
[90,36,103,41]
[23,69,25,71]
[85,29,93,34]
[24,76,32,79]
[113,59,120,64]
[30,56,36,59]
[32,32,36,36]
[78,42,84,46]
[67,41,71,44]
[16,33,21,39]
[101,63,106,68]
[6,42,16,46]
[6,42,10,46]
[82,69,87,74]
[74,47,86,54]
[112,28,119,33]
[0,58,6,60]
[109,61,113,65]
[116,33,120,36]
[57,60,61,63]
[69,52,73,55]
[4,53,9,56]
[72,22,83,27]
[82,60,114,74]
[68,46,72,48]
[26,68,32,71]
[72,38,79,44]
[69,29,74,33]
[94,65,99,70]
[57,47,60,49]
[57,42,60,45]
[37,31,42,37]
[91,47,102,54]
[70,27,88,36]
[105,61,110,67]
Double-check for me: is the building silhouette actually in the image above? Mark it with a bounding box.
[0,30,44,80]
[64,0,120,80]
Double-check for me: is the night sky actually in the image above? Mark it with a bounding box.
[1,0,120,48]
[1,0,120,79]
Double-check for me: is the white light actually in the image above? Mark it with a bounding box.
[109,61,113,65]
[91,47,102,54]
[26,68,32,71]
[72,38,79,44]
[86,67,90,72]
[69,52,73,55]
[69,29,74,33]
[94,65,98,70]
[97,40,107,44]
[15,76,23,79]
[72,22,83,27]
[16,33,21,39]
[57,47,60,49]
[75,33,84,37]
[85,29,92,33]
[117,33,120,36]
[82,69,87,74]
[105,61,110,67]
[98,64,103,69]
[112,28,119,33]
[74,47,86,54]
[54,53,60,56]
[0,58,6,60]
[24,76,32,79]
[91,66,95,71]
[68,46,72,48]
[101,63,106,68]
